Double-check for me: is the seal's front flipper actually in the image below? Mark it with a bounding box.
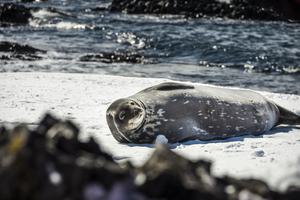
[277,105,300,125]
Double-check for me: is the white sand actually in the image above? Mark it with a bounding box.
[0,72,300,190]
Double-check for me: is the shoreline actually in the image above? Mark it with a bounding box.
[0,72,300,190]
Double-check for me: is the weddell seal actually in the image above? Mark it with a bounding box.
[106,82,300,143]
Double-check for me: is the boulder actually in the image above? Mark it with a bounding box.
[0,114,132,200]
[0,41,46,54]
[0,41,46,61]
[80,51,149,64]
[0,3,32,25]
[110,0,299,21]
[0,114,299,199]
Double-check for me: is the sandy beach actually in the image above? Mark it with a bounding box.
[0,72,300,190]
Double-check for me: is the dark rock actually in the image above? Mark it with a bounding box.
[110,0,225,16]
[135,144,220,199]
[0,41,46,54]
[110,0,299,21]
[80,51,148,64]
[281,186,300,200]
[0,3,33,25]
[89,5,111,12]
[0,126,8,146]
[228,0,282,21]
[199,61,300,75]
[0,41,46,61]
[0,114,131,200]
[136,144,300,200]
[217,176,275,199]
[0,54,43,61]
[0,114,300,199]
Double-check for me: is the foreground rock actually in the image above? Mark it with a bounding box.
[136,145,300,200]
[111,0,300,21]
[0,3,33,26]
[0,41,46,61]
[0,114,134,200]
[0,114,300,199]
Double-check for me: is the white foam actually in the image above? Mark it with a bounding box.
[116,32,146,49]
[30,19,91,30]
[48,22,89,30]
[31,9,60,18]
[183,100,189,104]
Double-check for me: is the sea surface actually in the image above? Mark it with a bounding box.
[1,0,299,94]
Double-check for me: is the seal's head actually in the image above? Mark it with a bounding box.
[106,98,146,143]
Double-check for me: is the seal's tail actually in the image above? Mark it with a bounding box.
[277,105,300,125]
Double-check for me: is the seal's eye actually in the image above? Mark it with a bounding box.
[119,111,126,120]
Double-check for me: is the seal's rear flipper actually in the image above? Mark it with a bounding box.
[277,105,300,125]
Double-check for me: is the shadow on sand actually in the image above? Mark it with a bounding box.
[127,125,300,149]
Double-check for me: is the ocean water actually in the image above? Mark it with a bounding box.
[1,0,299,94]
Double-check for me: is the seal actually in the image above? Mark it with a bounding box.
[106,82,300,143]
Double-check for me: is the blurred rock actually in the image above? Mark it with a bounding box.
[135,145,300,200]
[0,114,299,199]
[0,114,132,200]
[135,144,218,199]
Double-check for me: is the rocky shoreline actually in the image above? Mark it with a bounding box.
[110,0,300,21]
[0,113,299,200]
[1,1,300,28]
[0,3,32,26]
[1,1,299,74]
[0,41,46,61]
